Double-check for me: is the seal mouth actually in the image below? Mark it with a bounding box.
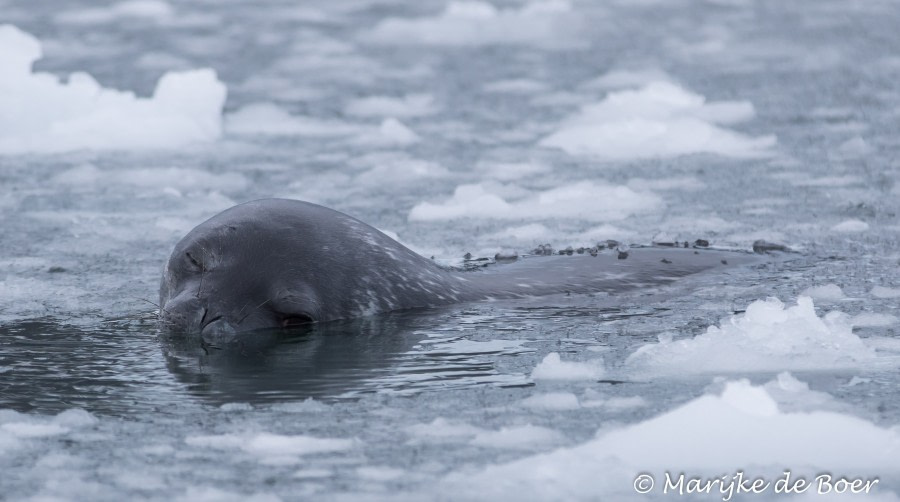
[281,314,314,328]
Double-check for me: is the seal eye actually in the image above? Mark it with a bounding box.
[281,314,314,328]
[185,251,203,271]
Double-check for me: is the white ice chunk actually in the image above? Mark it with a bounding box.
[358,118,421,145]
[626,297,885,376]
[531,353,604,380]
[831,219,870,232]
[852,313,899,328]
[470,425,565,450]
[344,93,437,117]
[406,418,483,441]
[409,181,662,222]
[520,392,580,410]
[56,0,174,24]
[186,432,354,463]
[0,25,225,154]
[483,79,548,94]
[872,286,900,299]
[540,81,775,160]
[801,284,845,301]
[357,466,406,481]
[52,164,248,193]
[580,68,674,90]
[362,0,585,49]
[443,378,900,500]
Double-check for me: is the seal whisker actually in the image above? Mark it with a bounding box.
[235,299,252,318]
[137,297,171,316]
[237,299,271,325]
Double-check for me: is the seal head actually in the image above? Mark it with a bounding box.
[159,198,457,335]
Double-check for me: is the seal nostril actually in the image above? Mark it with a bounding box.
[199,305,223,331]
[202,316,222,328]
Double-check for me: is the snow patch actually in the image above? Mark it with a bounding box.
[0,25,225,154]
[540,81,775,160]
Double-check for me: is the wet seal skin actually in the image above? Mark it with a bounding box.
[159,198,762,335]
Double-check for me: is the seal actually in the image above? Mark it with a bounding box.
[159,198,753,334]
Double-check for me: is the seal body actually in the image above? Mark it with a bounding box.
[160,199,752,334]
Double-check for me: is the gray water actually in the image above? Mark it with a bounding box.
[2,0,900,500]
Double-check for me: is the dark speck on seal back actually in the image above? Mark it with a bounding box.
[752,240,791,253]
[494,250,518,262]
[531,243,554,256]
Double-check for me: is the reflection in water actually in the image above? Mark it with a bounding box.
[160,313,429,405]
[1,299,661,413]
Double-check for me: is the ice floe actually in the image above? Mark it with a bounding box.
[852,313,899,328]
[872,286,900,299]
[55,0,174,24]
[344,93,438,117]
[355,118,421,146]
[520,392,580,410]
[443,376,900,500]
[185,433,355,464]
[580,68,674,90]
[531,352,604,381]
[540,81,775,160]
[0,25,225,154]
[363,0,585,49]
[832,219,870,232]
[625,297,898,376]
[52,164,248,194]
[801,284,846,301]
[470,425,565,450]
[408,181,662,222]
